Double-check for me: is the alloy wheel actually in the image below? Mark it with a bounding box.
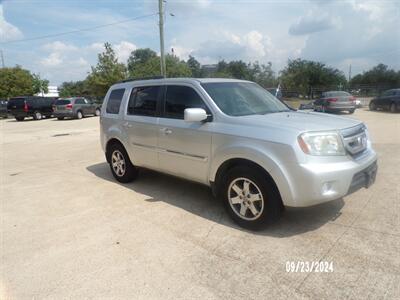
[228,177,264,221]
[111,150,126,177]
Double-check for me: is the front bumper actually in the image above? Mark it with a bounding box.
[281,150,378,207]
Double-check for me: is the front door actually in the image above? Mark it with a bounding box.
[158,85,212,184]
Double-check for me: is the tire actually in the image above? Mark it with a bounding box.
[369,101,376,111]
[108,143,138,183]
[57,117,64,120]
[76,111,83,119]
[95,108,101,116]
[33,111,42,120]
[348,109,355,114]
[15,117,24,121]
[390,103,397,113]
[219,165,282,230]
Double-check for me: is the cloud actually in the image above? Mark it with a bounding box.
[0,4,23,42]
[289,15,338,35]
[192,30,273,63]
[114,41,137,63]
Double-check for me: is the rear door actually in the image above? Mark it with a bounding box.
[124,85,162,169]
[157,84,212,184]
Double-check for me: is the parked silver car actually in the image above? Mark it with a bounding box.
[314,91,357,114]
[53,97,101,120]
[100,78,377,229]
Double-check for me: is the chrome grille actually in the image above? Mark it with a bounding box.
[341,124,368,156]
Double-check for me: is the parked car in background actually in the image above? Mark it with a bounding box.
[7,96,56,121]
[369,89,400,113]
[53,97,101,120]
[100,78,377,229]
[314,91,357,114]
[0,100,8,118]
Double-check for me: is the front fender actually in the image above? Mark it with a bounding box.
[209,143,295,205]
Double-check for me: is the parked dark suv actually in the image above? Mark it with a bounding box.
[0,100,8,118]
[53,97,101,120]
[369,89,400,113]
[7,96,56,121]
[314,91,356,114]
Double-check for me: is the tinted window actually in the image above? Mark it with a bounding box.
[164,85,207,119]
[56,99,71,105]
[106,89,125,114]
[75,99,85,104]
[127,86,160,116]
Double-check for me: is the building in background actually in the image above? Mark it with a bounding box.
[36,86,59,98]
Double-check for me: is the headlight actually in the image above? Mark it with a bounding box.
[298,131,345,156]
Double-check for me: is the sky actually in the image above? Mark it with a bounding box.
[1,0,399,86]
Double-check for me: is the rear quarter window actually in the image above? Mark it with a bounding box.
[106,89,125,114]
[56,99,71,105]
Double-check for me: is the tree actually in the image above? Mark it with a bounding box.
[350,64,400,87]
[280,59,347,97]
[59,80,90,98]
[32,74,49,96]
[86,42,127,98]
[127,48,157,75]
[126,49,191,78]
[187,55,202,77]
[0,66,40,99]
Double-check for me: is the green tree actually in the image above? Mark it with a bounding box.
[32,74,49,96]
[350,64,400,86]
[59,80,90,98]
[86,42,127,98]
[0,66,37,99]
[127,48,157,75]
[280,59,346,97]
[187,55,202,77]
[126,49,191,78]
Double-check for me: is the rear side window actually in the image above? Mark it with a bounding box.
[164,85,207,119]
[75,99,85,104]
[127,86,160,116]
[106,89,125,114]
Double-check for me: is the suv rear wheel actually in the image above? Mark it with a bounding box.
[220,165,282,229]
[108,143,138,183]
[33,111,42,120]
[76,111,83,119]
[390,103,397,113]
[369,101,376,111]
[95,108,101,116]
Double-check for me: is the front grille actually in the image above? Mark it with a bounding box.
[341,124,368,156]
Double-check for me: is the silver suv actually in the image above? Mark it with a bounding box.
[100,78,377,229]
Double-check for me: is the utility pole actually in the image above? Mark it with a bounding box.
[158,0,166,77]
[348,64,352,83]
[0,50,4,68]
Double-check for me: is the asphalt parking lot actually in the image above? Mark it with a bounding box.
[1,109,399,299]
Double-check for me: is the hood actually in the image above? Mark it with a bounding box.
[236,111,361,132]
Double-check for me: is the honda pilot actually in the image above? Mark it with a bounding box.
[100,78,377,229]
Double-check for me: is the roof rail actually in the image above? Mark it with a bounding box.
[118,76,165,83]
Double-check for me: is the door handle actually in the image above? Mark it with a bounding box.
[161,128,172,135]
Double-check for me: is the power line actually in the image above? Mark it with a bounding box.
[0,13,158,45]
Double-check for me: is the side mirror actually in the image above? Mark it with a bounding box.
[184,108,208,122]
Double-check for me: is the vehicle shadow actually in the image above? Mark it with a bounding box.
[87,162,345,237]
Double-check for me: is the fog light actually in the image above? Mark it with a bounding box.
[322,182,335,196]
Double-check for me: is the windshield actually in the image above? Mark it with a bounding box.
[201,82,289,116]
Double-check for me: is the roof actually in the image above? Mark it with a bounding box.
[113,77,250,88]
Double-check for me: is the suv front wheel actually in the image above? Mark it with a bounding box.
[220,166,282,229]
[108,143,138,183]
